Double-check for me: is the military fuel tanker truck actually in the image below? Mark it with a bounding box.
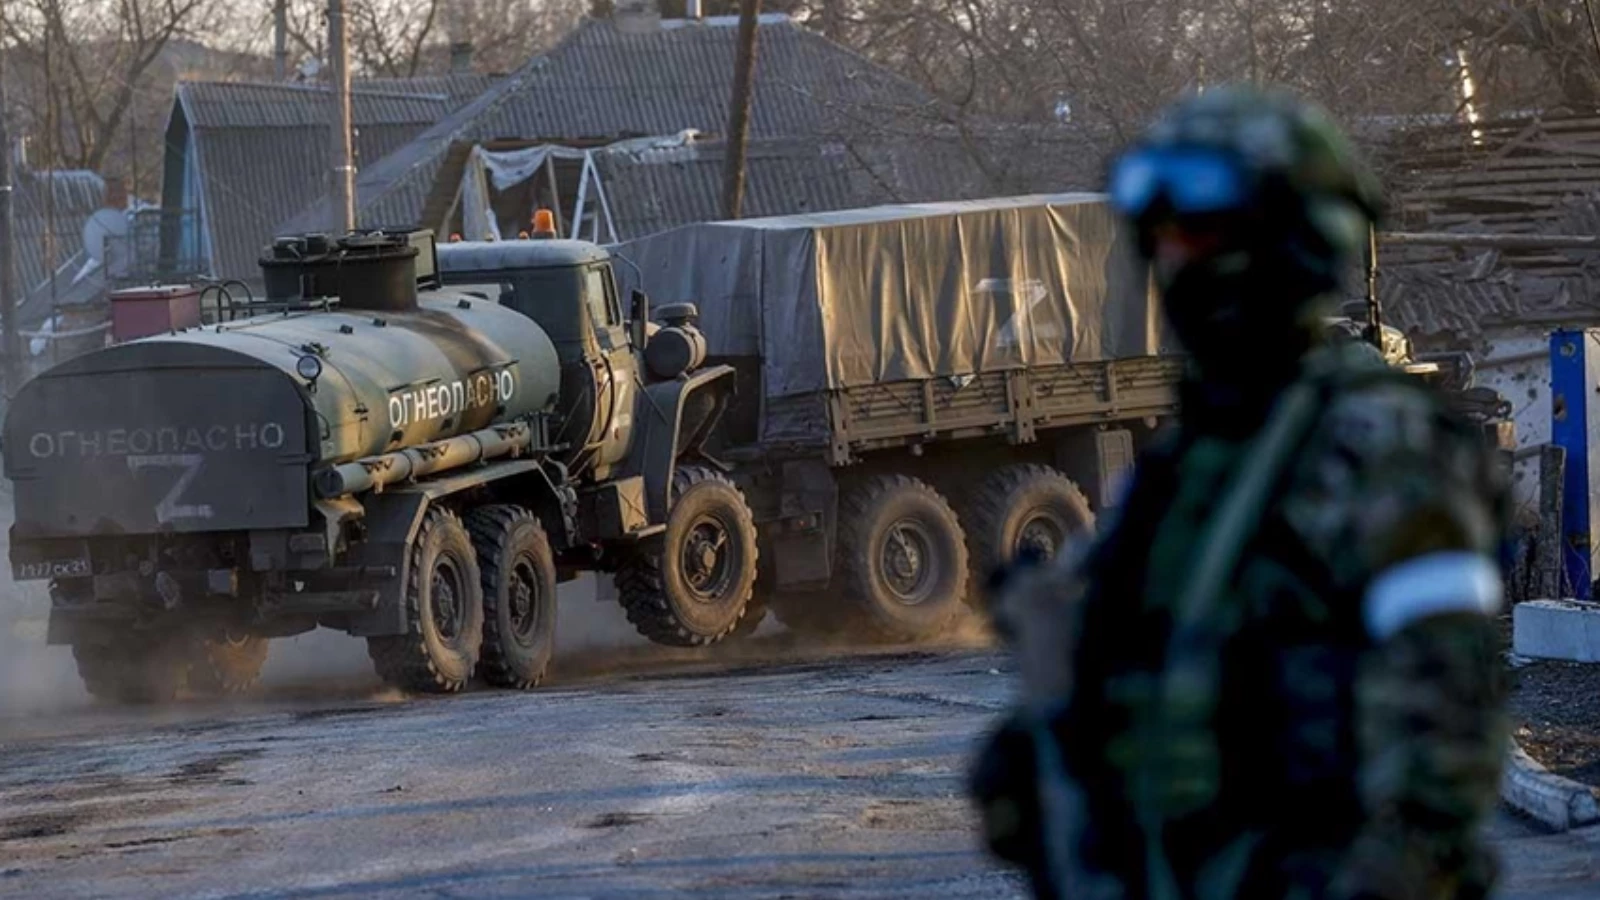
[2,229,759,703]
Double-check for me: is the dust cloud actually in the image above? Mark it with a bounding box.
[0,480,93,719]
[0,497,994,720]
[253,573,669,694]
[0,585,91,718]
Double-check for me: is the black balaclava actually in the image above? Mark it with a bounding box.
[1144,198,1345,434]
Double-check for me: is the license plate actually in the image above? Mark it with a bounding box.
[13,557,90,582]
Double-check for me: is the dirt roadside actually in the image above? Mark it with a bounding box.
[1504,612,1600,787]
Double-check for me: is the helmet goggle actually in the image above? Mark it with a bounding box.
[1108,147,1252,220]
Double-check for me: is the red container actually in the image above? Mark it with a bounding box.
[109,284,202,343]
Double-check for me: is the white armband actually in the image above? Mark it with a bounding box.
[1363,551,1504,641]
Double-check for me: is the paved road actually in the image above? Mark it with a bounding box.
[0,635,1595,898]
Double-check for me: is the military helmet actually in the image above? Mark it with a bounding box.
[1108,84,1384,271]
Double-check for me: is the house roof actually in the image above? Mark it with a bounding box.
[11,169,105,305]
[280,15,965,239]
[591,135,997,240]
[1374,112,1600,346]
[173,74,497,281]
[465,15,940,143]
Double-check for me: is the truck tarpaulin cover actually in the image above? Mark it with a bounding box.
[612,192,1170,396]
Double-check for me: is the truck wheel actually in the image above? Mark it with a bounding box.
[468,505,557,690]
[70,635,190,705]
[965,464,1094,603]
[189,633,270,697]
[835,475,967,642]
[616,466,759,646]
[367,507,484,693]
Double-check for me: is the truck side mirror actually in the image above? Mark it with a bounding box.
[631,289,649,350]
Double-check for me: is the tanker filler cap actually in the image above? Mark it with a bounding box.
[259,230,421,311]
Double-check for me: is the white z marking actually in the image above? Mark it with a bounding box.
[980,278,1060,349]
[127,454,215,522]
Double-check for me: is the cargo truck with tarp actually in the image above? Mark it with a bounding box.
[611,193,1186,642]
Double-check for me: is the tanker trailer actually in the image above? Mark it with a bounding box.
[2,229,757,704]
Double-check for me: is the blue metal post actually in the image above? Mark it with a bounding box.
[1551,329,1598,600]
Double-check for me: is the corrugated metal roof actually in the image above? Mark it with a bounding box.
[176,75,493,280]
[470,17,939,142]
[595,136,994,240]
[177,75,496,129]
[280,17,972,238]
[598,141,857,238]
[11,169,105,297]
[359,75,500,109]
[194,123,426,282]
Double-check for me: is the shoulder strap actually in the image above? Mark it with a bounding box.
[1168,380,1326,635]
[1139,362,1346,900]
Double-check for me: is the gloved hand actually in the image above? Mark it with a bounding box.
[969,712,1045,869]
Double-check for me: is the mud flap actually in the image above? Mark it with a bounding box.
[769,458,838,591]
[624,365,736,525]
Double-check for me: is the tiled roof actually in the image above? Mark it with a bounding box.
[280,16,973,238]
[173,74,496,280]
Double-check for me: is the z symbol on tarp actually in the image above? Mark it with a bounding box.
[978,278,1060,349]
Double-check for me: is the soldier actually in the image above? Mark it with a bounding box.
[969,85,1510,900]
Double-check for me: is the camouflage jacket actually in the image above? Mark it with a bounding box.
[974,344,1510,900]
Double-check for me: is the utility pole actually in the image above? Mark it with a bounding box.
[0,39,19,395]
[720,0,761,220]
[275,0,289,81]
[1584,0,1600,69]
[329,0,356,233]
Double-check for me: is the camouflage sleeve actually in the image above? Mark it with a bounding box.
[1283,381,1509,900]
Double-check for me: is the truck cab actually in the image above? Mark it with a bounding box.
[435,239,644,482]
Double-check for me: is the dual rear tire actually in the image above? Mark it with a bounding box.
[367,504,558,694]
[469,506,557,690]
[963,464,1094,594]
[772,464,1094,644]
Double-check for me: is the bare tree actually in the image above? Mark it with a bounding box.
[1447,1,1600,112]
[0,0,224,180]
[257,0,584,79]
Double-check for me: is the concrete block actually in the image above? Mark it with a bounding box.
[1502,741,1600,832]
[1513,599,1600,663]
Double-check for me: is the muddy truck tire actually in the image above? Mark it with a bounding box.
[468,505,557,690]
[616,466,759,647]
[831,475,968,643]
[963,464,1094,605]
[71,635,192,705]
[189,634,270,697]
[367,507,484,693]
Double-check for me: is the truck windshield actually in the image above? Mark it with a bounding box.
[456,267,588,344]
